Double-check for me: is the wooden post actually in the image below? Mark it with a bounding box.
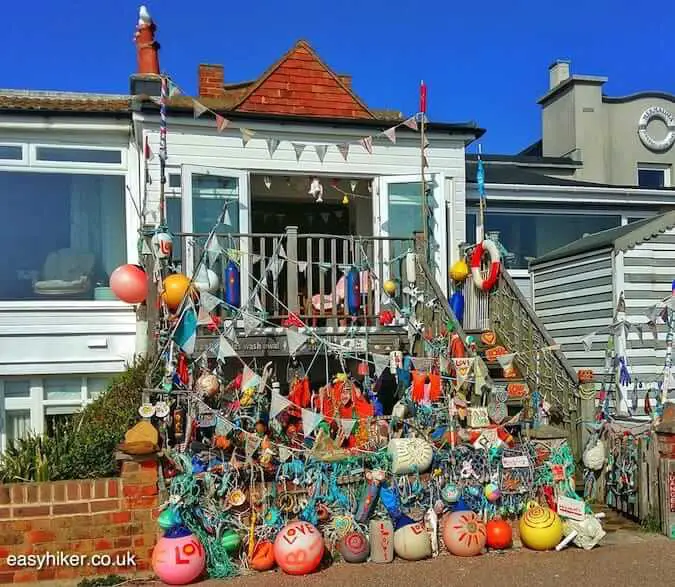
[286,226,300,316]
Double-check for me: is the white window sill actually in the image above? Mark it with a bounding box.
[508,269,530,278]
[0,300,134,312]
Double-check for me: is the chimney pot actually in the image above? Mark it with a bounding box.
[134,7,160,76]
[199,64,225,98]
[549,60,571,89]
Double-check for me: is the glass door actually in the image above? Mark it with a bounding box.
[376,174,448,296]
[181,166,250,303]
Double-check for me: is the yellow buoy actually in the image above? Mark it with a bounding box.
[518,502,563,551]
[383,279,397,296]
[162,273,193,312]
[449,259,469,282]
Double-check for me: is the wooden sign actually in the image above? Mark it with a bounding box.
[557,495,586,521]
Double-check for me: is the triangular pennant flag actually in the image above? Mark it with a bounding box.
[318,262,332,273]
[373,353,389,377]
[200,291,222,313]
[253,293,264,312]
[496,353,516,370]
[250,253,262,265]
[301,408,323,436]
[174,305,198,355]
[360,136,373,154]
[168,80,181,97]
[270,390,292,419]
[315,144,328,163]
[403,117,418,131]
[243,313,261,335]
[453,357,475,387]
[267,138,281,157]
[383,126,397,143]
[205,235,223,265]
[240,128,256,146]
[278,244,287,259]
[215,114,229,132]
[268,258,285,280]
[412,357,435,371]
[217,335,237,361]
[321,212,331,224]
[197,303,212,325]
[278,445,291,462]
[297,261,308,273]
[193,100,208,118]
[581,333,595,353]
[337,143,350,161]
[287,329,309,356]
[144,140,155,162]
[292,143,306,161]
[242,366,260,391]
[223,207,232,226]
[340,418,357,437]
[215,417,233,437]
[245,433,262,462]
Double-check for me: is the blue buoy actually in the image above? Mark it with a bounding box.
[346,268,361,315]
[224,260,241,308]
[450,289,464,323]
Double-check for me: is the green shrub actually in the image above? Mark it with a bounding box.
[0,357,149,483]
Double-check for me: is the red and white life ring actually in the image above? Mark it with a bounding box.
[470,240,501,291]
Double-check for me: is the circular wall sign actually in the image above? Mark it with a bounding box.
[638,106,675,151]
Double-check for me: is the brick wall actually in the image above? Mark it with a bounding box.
[0,459,160,584]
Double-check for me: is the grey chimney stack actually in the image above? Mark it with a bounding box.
[549,60,571,89]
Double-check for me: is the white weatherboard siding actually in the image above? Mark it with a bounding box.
[623,229,675,381]
[138,116,469,257]
[0,302,137,376]
[532,250,614,376]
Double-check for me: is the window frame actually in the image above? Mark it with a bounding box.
[28,143,126,171]
[0,375,112,452]
[0,142,27,166]
[637,163,671,188]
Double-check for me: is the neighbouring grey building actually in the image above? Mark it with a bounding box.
[464,60,675,300]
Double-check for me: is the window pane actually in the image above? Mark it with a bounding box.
[4,380,30,398]
[0,171,127,301]
[43,378,82,401]
[638,168,665,188]
[191,174,240,234]
[45,413,76,437]
[474,211,621,269]
[628,216,650,224]
[35,147,122,164]
[5,410,31,444]
[0,145,22,160]
[169,174,181,188]
[87,376,111,400]
[166,198,182,236]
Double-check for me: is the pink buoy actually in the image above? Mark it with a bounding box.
[151,531,205,585]
[273,521,324,575]
[110,264,148,304]
[442,510,487,556]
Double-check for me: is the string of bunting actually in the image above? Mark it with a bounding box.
[154,76,424,161]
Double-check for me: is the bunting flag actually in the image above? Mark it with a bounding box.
[292,143,306,161]
[270,390,292,419]
[297,261,308,273]
[243,313,261,335]
[315,145,328,163]
[339,418,357,437]
[453,357,475,387]
[411,357,435,371]
[215,114,229,132]
[217,335,237,360]
[205,235,222,265]
[287,329,309,356]
[372,353,389,377]
[496,353,516,370]
[168,80,181,97]
[360,136,373,154]
[240,128,256,146]
[337,143,350,160]
[278,445,292,462]
[197,303,212,325]
[242,365,260,391]
[581,333,594,352]
[476,157,486,200]
[278,244,287,259]
[223,207,232,226]
[244,433,262,462]
[301,408,323,436]
[318,262,332,273]
[174,304,198,354]
[403,116,418,131]
[200,291,222,313]
[383,127,397,143]
[267,138,280,157]
[215,418,233,436]
[193,100,208,118]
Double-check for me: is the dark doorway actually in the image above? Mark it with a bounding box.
[251,200,351,235]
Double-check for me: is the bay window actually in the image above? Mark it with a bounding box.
[0,164,127,301]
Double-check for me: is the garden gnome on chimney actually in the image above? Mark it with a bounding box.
[135,5,160,75]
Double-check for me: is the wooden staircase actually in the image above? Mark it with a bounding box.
[412,241,583,460]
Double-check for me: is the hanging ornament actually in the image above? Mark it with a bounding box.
[308,178,324,203]
[342,194,350,205]
[350,180,358,192]
[264,176,272,190]
[151,230,173,260]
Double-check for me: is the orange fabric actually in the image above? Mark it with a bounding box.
[411,371,442,403]
[315,380,374,448]
[288,377,311,409]
[449,334,465,359]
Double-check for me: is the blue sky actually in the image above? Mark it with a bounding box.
[1,1,672,153]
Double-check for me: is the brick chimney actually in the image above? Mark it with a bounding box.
[130,6,161,96]
[198,64,225,98]
[338,74,352,89]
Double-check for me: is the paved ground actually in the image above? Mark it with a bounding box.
[138,528,674,587]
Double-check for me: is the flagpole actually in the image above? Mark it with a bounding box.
[159,74,168,227]
[420,81,428,258]
[477,144,484,244]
